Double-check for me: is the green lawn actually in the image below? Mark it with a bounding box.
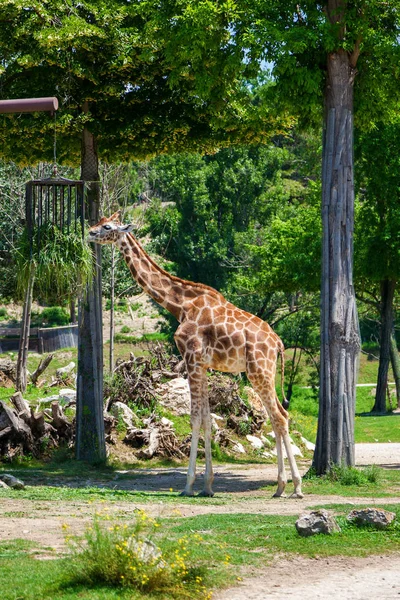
[1,505,400,600]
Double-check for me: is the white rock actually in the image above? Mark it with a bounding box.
[262,451,273,459]
[110,402,137,429]
[246,434,264,450]
[301,436,315,451]
[160,417,174,428]
[56,361,76,377]
[158,377,191,415]
[232,442,246,454]
[260,434,272,447]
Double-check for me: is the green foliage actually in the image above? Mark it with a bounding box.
[307,464,381,487]
[355,117,400,283]
[0,307,7,320]
[15,223,92,303]
[40,307,70,327]
[66,512,210,598]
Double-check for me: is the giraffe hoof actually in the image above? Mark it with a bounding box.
[179,490,195,497]
[272,492,287,498]
[290,491,304,499]
[197,490,214,498]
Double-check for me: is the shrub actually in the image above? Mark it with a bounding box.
[65,510,210,598]
[40,306,70,327]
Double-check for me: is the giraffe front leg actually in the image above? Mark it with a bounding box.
[180,366,205,497]
[282,433,303,498]
[198,399,214,497]
[273,432,287,498]
[180,414,201,497]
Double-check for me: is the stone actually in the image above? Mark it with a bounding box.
[232,442,246,454]
[295,510,341,537]
[158,377,191,415]
[246,434,264,450]
[301,436,315,451]
[56,362,76,378]
[58,388,76,403]
[0,474,25,490]
[110,402,137,429]
[347,508,396,530]
[0,479,8,488]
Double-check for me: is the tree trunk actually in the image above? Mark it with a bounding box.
[16,265,35,393]
[75,118,106,463]
[389,328,400,409]
[373,279,396,413]
[313,49,361,474]
[109,246,115,372]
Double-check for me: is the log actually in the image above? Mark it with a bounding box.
[29,409,47,438]
[10,392,30,422]
[30,354,54,385]
[51,401,71,437]
[0,400,35,454]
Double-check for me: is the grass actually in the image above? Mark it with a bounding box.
[2,506,400,600]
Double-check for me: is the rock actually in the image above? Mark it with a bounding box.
[128,537,163,565]
[0,479,8,488]
[246,434,264,450]
[110,402,137,429]
[58,388,76,405]
[296,510,341,537]
[260,434,272,447]
[160,417,174,428]
[262,451,273,459]
[56,362,76,378]
[232,442,246,454]
[0,474,25,490]
[347,508,396,530]
[158,377,191,415]
[301,436,315,451]
[243,386,267,417]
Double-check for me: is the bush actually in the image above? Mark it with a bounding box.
[40,306,70,327]
[65,510,210,598]
[0,307,7,320]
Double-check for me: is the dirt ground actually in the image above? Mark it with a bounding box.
[1,443,400,598]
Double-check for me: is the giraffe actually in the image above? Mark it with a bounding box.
[88,212,303,499]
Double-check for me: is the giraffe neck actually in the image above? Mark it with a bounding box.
[116,233,203,321]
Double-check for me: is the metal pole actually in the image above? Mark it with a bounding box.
[0,97,58,113]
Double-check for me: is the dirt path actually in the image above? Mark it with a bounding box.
[0,443,399,596]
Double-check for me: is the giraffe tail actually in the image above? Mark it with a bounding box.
[279,343,290,411]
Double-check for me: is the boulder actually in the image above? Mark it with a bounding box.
[347,508,396,530]
[295,510,341,537]
[110,402,137,429]
[56,362,76,378]
[232,442,246,454]
[246,434,264,450]
[158,377,191,415]
[0,473,25,490]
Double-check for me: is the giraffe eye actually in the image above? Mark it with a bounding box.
[103,224,112,230]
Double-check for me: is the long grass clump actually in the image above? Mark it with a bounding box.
[16,223,93,302]
[65,509,211,598]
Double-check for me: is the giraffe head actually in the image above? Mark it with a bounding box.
[88,212,135,245]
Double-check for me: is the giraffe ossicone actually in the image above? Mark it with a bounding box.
[88,212,303,499]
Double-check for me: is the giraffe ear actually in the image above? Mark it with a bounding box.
[117,223,135,234]
[109,210,121,222]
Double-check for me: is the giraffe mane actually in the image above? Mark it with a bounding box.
[127,233,224,299]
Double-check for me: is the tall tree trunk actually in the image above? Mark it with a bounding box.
[16,265,35,392]
[389,329,400,409]
[109,246,115,372]
[75,119,106,463]
[373,279,396,413]
[313,48,361,474]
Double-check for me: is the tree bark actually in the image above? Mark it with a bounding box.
[313,48,361,474]
[373,279,396,413]
[75,116,106,463]
[389,329,400,409]
[109,246,115,372]
[16,265,35,393]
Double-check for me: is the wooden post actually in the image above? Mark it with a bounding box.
[75,112,106,463]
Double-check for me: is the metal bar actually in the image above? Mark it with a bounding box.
[0,97,58,114]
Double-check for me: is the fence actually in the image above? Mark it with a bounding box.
[0,324,78,353]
